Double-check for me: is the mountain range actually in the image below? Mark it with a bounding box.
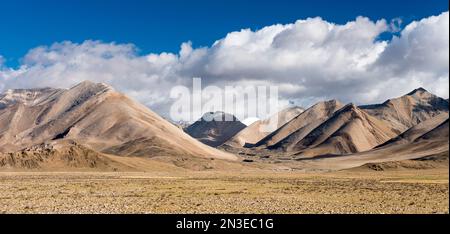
[0,81,448,171]
[219,88,448,157]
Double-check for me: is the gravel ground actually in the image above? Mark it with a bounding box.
[0,170,448,214]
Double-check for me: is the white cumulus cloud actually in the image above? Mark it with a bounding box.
[0,11,448,120]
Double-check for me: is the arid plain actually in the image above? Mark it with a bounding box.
[0,168,448,214]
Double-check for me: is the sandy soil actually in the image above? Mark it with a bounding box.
[0,169,447,214]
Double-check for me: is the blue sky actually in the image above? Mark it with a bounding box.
[0,0,448,67]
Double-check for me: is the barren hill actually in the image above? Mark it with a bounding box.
[0,81,236,162]
[360,88,449,134]
[377,113,449,147]
[185,112,246,147]
[293,104,398,157]
[0,140,129,171]
[258,100,344,150]
[417,118,449,142]
[224,106,304,147]
[299,114,449,171]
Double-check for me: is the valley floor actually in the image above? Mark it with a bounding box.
[0,169,448,214]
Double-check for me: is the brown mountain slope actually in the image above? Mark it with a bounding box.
[300,116,449,171]
[224,106,304,147]
[360,88,449,134]
[258,100,344,150]
[0,81,236,161]
[417,118,449,141]
[293,104,398,157]
[377,113,449,147]
[185,112,247,147]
